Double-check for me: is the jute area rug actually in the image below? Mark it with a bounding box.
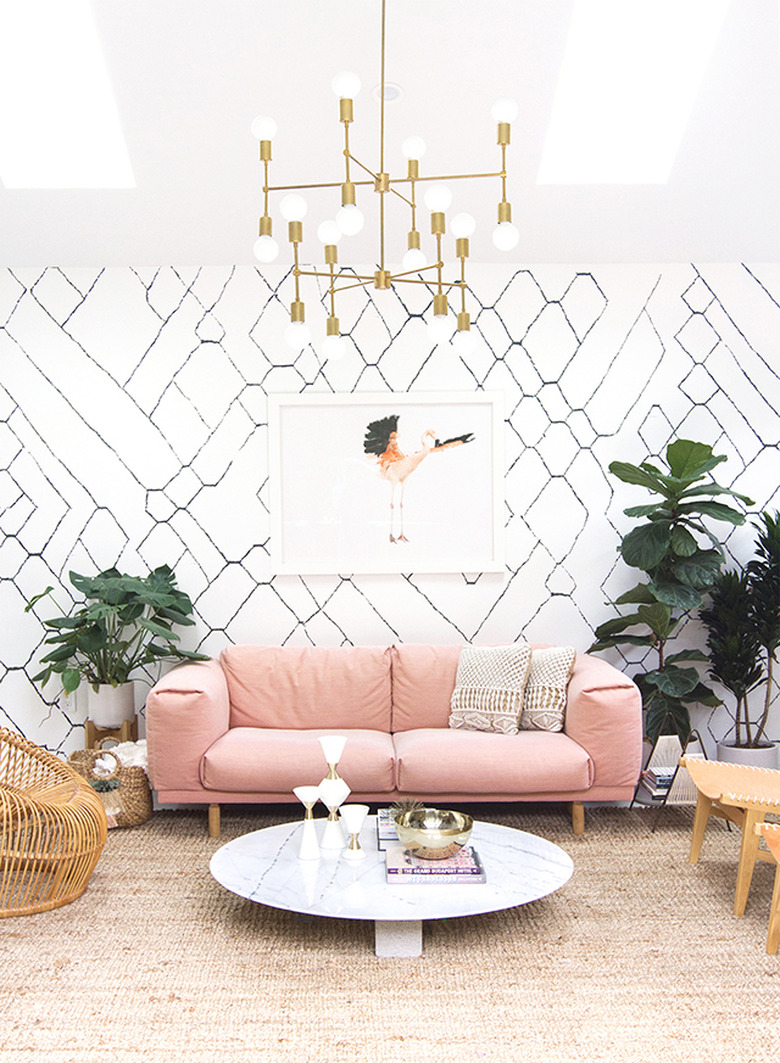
[1,804,779,1063]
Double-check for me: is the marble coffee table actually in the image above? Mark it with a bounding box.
[210,816,573,957]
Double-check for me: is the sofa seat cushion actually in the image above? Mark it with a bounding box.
[221,645,392,731]
[201,728,396,794]
[393,728,593,795]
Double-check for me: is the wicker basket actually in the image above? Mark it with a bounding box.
[68,747,152,828]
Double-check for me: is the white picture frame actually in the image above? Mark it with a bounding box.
[268,392,504,575]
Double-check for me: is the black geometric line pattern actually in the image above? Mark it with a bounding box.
[1,263,778,754]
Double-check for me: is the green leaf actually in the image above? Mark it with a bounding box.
[592,613,644,639]
[670,525,698,557]
[62,668,82,694]
[665,649,709,665]
[588,634,656,652]
[679,483,755,506]
[646,665,701,697]
[636,602,674,639]
[621,521,671,569]
[677,500,747,525]
[623,503,669,519]
[665,439,721,480]
[609,461,672,496]
[648,577,704,611]
[613,583,659,605]
[672,549,723,590]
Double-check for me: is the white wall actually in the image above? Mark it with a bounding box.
[1,262,778,754]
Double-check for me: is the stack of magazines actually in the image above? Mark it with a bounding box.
[384,844,486,884]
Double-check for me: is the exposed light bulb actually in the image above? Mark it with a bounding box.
[491,98,519,123]
[250,115,277,140]
[493,221,520,251]
[401,136,427,160]
[321,334,347,361]
[423,183,452,212]
[402,247,427,271]
[453,329,478,355]
[317,220,343,245]
[280,193,308,221]
[335,204,365,236]
[284,321,311,351]
[450,212,476,239]
[428,315,452,344]
[331,71,361,99]
[252,235,279,263]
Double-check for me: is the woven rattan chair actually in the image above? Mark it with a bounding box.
[755,822,780,954]
[680,755,780,917]
[0,728,107,916]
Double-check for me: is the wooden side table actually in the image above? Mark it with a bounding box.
[85,717,138,749]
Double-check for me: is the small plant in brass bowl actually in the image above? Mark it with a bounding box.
[393,807,473,860]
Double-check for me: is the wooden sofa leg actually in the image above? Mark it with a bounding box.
[208,803,221,838]
[572,802,585,835]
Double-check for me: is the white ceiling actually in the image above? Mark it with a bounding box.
[1,0,779,266]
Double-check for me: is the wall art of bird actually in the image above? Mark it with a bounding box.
[363,414,474,542]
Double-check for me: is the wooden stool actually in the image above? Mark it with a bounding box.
[0,728,107,916]
[681,756,780,916]
[755,823,780,954]
[85,717,138,749]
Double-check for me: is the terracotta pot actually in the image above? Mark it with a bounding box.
[86,682,136,729]
[717,741,778,770]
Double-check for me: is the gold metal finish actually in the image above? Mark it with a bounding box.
[258,215,273,237]
[394,807,474,860]
[457,311,470,331]
[254,0,514,348]
[433,292,448,316]
[290,300,305,323]
[326,316,340,336]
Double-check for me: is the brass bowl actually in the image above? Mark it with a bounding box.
[393,807,473,860]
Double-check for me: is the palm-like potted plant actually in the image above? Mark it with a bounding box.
[699,510,780,763]
[590,439,752,744]
[27,565,207,727]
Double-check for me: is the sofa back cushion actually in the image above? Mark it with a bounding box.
[221,645,392,731]
[391,644,463,730]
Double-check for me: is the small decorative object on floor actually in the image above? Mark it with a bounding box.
[293,785,321,860]
[393,807,473,860]
[340,804,370,861]
[385,844,486,884]
[67,740,152,829]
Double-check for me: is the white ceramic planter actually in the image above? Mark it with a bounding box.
[86,682,136,729]
[717,741,779,770]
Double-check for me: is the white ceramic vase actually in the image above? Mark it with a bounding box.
[86,682,136,729]
[717,741,778,770]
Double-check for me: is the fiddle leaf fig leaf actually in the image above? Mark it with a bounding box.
[621,521,671,569]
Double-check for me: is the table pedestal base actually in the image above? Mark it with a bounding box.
[374,919,422,957]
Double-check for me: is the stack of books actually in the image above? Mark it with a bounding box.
[637,765,676,802]
[384,844,486,884]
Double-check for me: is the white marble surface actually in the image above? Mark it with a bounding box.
[210,818,573,923]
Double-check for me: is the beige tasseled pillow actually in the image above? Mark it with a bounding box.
[448,643,532,735]
[519,646,576,732]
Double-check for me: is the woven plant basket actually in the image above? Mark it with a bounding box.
[68,748,152,828]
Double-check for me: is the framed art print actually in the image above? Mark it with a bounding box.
[268,392,504,575]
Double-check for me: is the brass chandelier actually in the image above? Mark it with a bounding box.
[251,0,518,359]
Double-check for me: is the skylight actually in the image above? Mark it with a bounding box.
[538,0,730,185]
[0,0,135,189]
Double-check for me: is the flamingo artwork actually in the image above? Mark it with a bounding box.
[363,414,474,543]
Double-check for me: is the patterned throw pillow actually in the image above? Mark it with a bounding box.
[519,646,576,732]
[448,643,532,734]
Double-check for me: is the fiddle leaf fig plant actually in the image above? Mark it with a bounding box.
[26,565,208,694]
[590,439,753,743]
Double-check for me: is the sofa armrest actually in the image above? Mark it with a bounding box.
[564,654,643,791]
[146,658,230,792]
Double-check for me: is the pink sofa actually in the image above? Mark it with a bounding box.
[146,643,642,837]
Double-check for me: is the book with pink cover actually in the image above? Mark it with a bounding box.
[385,844,486,883]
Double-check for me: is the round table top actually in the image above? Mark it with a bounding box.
[210,816,573,923]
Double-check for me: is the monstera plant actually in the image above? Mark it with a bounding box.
[590,439,753,743]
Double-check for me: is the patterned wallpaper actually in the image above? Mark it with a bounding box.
[1,262,779,755]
